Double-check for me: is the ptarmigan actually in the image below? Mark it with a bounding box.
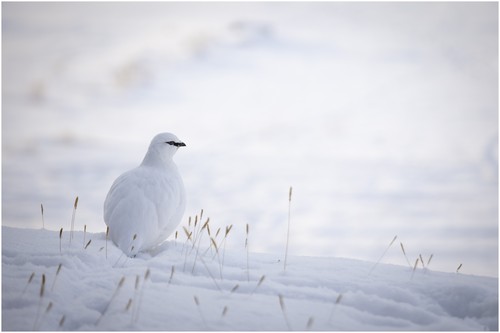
[104,133,186,256]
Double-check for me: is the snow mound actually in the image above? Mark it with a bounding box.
[2,226,497,331]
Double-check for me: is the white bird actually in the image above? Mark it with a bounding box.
[104,133,186,256]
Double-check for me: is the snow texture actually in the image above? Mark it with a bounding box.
[2,226,497,331]
[104,133,186,255]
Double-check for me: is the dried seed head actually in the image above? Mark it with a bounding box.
[175,231,178,240]
[246,223,249,235]
[144,268,150,280]
[188,216,191,227]
[106,226,109,237]
[56,263,62,275]
[183,227,192,240]
[210,238,218,252]
[132,234,137,241]
[194,296,200,306]
[419,254,425,268]
[74,196,79,209]
[135,275,140,290]
[427,254,434,266]
[28,272,35,284]
[201,218,209,231]
[225,224,233,237]
[413,258,420,271]
[222,306,228,317]
[40,274,46,297]
[457,263,463,273]
[335,294,343,304]
[59,228,63,239]
[59,315,66,327]
[400,242,406,255]
[289,186,293,201]
[215,227,221,238]
[118,276,126,288]
[41,204,44,215]
[278,294,285,311]
[257,275,266,287]
[84,239,92,249]
[45,302,53,313]
[306,317,314,329]
[200,209,204,221]
[231,284,239,293]
[125,298,133,311]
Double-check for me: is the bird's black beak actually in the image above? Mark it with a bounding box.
[166,141,186,147]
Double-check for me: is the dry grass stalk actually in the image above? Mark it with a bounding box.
[51,263,62,291]
[221,225,233,264]
[400,242,412,268]
[59,315,65,328]
[113,234,137,267]
[369,235,397,275]
[230,284,239,293]
[21,272,35,296]
[130,275,140,324]
[210,237,223,279]
[278,294,292,330]
[427,254,434,266]
[221,305,228,318]
[84,239,92,250]
[411,258,420,280]
[193,295,208,328]
[456,263,463,273]
[125,298,133,312]
[419,254,425,268]
[191,218,210,273]
[69,196,79,245]
[134,269,150,324]
[251,275,266,295]
[130,234,137,253]
[168,265,175,286]
[59,228,63,254]
[329,293,343,322]
[41,204,45,230]
[37,301,53,330]
[284,186,292,272]
[306,316,314,330]
[96,276,126,325]
[182,227,193,272]
[83,225,87,248]
[33,274,46,330]
[198,255,222,291]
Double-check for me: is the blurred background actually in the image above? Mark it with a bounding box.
[2,2,498,276]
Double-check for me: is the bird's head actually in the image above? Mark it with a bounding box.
[142,132,186,166]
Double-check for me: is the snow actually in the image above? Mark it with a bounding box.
[2,226,497,331]
[104,133,186,255]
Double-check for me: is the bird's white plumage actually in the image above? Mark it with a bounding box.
[104,133,186,256]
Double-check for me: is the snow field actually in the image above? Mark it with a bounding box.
[2,223,497,331]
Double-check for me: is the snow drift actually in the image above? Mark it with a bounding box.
[2,226,497,331]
